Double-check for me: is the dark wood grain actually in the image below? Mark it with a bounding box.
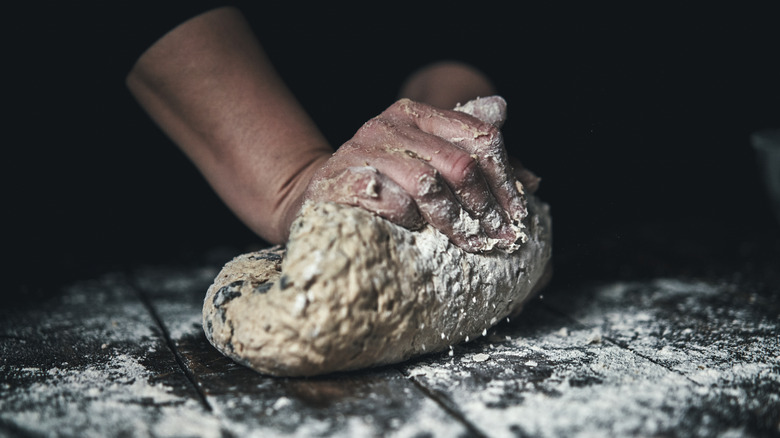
[134,264,473,437]
[0,273,216,437]
[2,223,778,437]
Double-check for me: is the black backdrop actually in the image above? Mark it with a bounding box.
[7,3,779,289]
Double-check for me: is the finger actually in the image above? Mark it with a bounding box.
[308,165,423,230]
[360,116,519,248]
[507,155,541,195]
[452,97,528,221]
[388,98,527,224]
[412,98,527,223]
[384,98,500,147]
[333,141,492,252]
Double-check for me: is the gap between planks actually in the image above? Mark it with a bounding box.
[540,301,719,389]
[399,366,489,438]
[132,278,214,413]
[129,269,488,435]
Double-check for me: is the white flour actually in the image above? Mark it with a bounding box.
[1,353,221,438]
[402,278,780,438]
[3,269,776,437]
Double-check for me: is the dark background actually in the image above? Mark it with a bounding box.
[6,3,779,290]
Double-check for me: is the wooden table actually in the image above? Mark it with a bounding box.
[2,220,779,437]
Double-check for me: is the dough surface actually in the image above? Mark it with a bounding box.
[203,196,551,376]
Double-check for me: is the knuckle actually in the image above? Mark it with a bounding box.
[447,151,481,187]
[475,122,500,143]
[393,97,413,107]
[381,99,409,118]
[411,168,443,199]
[484,122,500,138]
[387,97,427,120]
[336,140,362,155]
[392,97,417,112]
[356,116,396,139]
[356,117,379,136]
[475,125,503,153]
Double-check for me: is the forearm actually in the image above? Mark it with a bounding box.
[126,7,332,243]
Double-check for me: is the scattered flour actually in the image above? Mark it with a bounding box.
[0,354,221,438]
[402,278,779,437]
[472,353,491,363]
[4,264,776,437]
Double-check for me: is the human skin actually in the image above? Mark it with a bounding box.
[127,7,532,251]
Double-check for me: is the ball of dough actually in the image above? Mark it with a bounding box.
[203,195,551,376]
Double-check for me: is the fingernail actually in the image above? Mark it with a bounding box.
[358,176,380,199]
[508,197,527,222]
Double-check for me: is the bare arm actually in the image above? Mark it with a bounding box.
[127,7,331,244]
[127,7,530,251]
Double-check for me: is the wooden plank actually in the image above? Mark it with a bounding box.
[134,264,473,437]
[4,224,775,437]
[0,273,221,437]
[546,277,780,435]
[399,277,780,437]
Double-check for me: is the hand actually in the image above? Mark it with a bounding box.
[303,96,531,253]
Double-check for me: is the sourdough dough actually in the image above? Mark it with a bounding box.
[203,196,551,376]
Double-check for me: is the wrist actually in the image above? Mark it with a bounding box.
[272,153,331,243]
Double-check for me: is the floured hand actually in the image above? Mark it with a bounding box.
[304,96,533,253]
